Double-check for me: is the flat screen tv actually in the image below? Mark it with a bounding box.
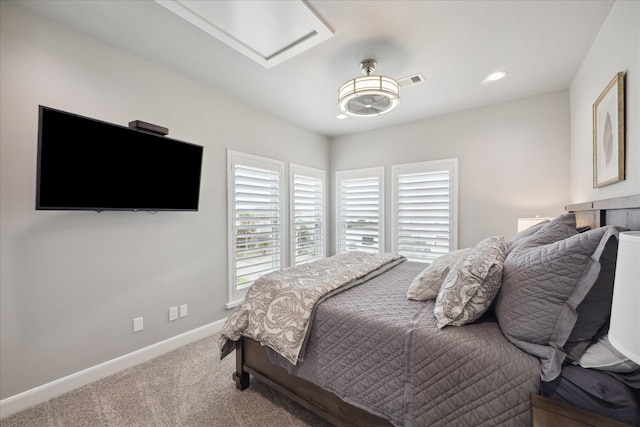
[36,106,204,211]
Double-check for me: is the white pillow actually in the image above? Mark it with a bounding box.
[406,249,470,301]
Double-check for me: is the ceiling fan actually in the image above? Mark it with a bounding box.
[337,59,425,118]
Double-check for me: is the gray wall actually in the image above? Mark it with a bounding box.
[0,3,329,399]
[330,91,571,250]
[570,0,640,203]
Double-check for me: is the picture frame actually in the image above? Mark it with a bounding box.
[593,72,625,188]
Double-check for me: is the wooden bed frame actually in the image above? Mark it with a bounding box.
[234,337,391,426]
[232,194,640,427]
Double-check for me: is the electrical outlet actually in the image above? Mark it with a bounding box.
[133,317,143,332]
[169,306,178,321]
[179,304,188,318]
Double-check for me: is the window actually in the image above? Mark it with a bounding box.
[336,167,384,254]
[227,150,285,306]
[290,164,326,265]
[391,159,458,263]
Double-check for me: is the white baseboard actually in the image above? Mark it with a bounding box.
[0,319,226,419]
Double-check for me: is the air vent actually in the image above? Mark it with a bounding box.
[398,73,426,88]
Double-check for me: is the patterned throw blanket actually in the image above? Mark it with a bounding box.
[219,252,405,364]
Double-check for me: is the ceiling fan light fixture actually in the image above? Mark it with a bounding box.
[338,60,400,117]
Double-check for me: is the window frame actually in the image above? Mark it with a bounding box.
[391,158,458,262]
[289,164,327,265]
[226,150,287,308]
[335,167,385,255]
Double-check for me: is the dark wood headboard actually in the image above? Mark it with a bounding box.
[565,194,640,231]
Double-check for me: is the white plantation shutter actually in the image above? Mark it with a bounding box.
[336,167,384,254]
[227,151,285,305]
[290,165,325,265]
[392,159,458,263]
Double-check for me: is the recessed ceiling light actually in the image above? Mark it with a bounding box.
[336,114,347,120]
[482,71,508,85]
[487,71,507,81]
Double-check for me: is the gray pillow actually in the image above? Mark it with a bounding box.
[434,236,507,328]
[509,219,549,245]
[507,213,577,255]
[564,234,619,361]
[407,248,470,301]
[577,335,640,373]
[495,225,623,381]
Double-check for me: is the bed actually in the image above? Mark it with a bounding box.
[221,194,640,426]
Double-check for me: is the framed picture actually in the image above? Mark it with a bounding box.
[593,72,625,188]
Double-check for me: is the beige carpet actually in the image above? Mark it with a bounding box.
[0,334,333,426]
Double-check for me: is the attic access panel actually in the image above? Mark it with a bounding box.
[154,0,333,69]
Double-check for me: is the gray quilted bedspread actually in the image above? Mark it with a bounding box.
[268,261,540,426]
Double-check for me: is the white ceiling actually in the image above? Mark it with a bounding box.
[14,0,615,137]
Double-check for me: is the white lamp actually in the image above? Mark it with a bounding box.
[517,216,553,232]
[608,231,640,364]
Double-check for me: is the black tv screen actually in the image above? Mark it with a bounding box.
[36,106,203,211]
